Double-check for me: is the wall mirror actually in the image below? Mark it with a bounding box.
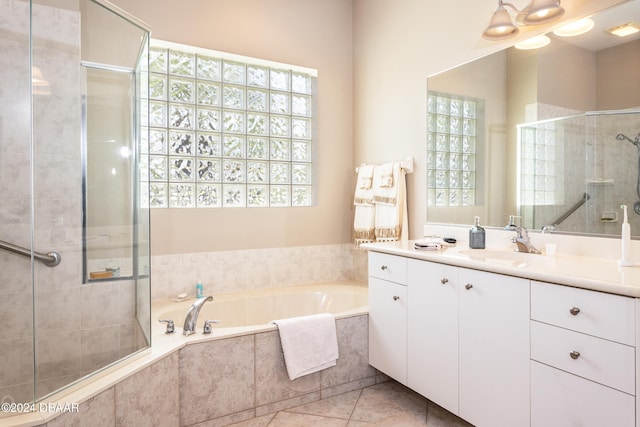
[426,0,640,237]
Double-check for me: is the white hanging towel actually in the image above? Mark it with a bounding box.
[353,164,376,246]
[271,313,339,380]
[373,162,408,242]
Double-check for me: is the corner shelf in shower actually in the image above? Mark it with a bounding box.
[586,179,614,185]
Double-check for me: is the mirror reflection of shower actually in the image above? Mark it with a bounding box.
[616,133,640,214]
[518,110,640,236]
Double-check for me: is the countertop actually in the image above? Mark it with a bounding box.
[361,240,640,298]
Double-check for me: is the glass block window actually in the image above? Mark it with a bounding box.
[519,122,560,206]
[145,40,316,208]
[427,92,481,207]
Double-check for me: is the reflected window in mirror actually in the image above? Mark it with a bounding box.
[427,92,483,207]
[519,119,563,208]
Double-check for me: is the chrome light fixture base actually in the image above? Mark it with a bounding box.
[483,0,565,41]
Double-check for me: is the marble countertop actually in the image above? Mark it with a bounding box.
[361,240,640,298]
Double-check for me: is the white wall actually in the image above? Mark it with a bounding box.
[107,0,626,254]
[109,0,354,255]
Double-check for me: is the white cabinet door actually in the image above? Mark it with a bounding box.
[368,276,407,384]
[407,259,459,414]
[531,361,635,427]
[459,269,530,427]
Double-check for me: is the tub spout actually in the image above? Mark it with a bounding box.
[183,296,213,335]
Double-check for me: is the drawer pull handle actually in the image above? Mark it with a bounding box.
[570,351,581,360]
[569,307,581,316]
[381,265,388,271]
[441,277,449,284]
[465,283,473,290]
[393,295,400,301]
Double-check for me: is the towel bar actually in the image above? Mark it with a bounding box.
[356,156,413,174]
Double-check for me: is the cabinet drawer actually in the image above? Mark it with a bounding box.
[531,361,635,427]
[531,321,635,394]
[368,252,407,284]
[531,281,635,345]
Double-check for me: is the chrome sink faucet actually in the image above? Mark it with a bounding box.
[183,296,213,335]
[512,227,541,254]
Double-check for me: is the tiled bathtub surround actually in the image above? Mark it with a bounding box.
[28,314,374,427]
[151,243,367,300]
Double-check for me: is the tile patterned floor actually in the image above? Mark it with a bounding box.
[229,381,474,427]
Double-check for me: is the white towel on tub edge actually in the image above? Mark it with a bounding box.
[271,313,339,380]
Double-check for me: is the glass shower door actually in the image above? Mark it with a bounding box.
[0,0,150,412]
[0,0,36,408]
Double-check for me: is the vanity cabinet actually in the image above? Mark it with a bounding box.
[398,258,529,427]
[368,252,407,384]
[368,249,639,427]
[458,269,529,427]
[530,281,636,427]
[407,260,459,413]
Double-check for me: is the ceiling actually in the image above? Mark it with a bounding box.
[551,0,640,51]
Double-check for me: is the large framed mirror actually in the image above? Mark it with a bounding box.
[426,0,640,237]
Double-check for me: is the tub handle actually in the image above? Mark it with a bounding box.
[158,319,175,334]
[203,319,221,334]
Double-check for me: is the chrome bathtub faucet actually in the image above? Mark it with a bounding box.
[158,319,175,334]
[183,296,213,335]
[203,319,221,334]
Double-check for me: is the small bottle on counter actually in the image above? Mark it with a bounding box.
[196,281,204,298]
[469,216,486,249]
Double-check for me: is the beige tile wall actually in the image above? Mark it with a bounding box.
[151,244,368,301]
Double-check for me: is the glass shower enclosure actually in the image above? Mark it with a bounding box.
[518,109,640,236]
[0,0,150,409]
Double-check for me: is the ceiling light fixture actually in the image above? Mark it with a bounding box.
[515,34,551,49]
[553,17,595,37]
[483,0,565,40]
[607,22,640,37]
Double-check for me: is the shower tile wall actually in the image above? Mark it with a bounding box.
[150,243,366,301]
[590,112,640,234]
[522,103,640,235]
[0,1,142,409]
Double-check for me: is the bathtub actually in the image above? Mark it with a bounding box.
[152,280,368,339]
[2,281,369,426]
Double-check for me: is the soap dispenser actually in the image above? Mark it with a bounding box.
[469,216,486,249]
[619,205,634,267]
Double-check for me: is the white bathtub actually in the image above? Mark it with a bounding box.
[152,281,368,338]
[2,281,367,426]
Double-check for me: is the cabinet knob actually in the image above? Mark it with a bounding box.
[393,295,400,301]
[465,283,473,290]
[381,265,388,271]
[441,277,449,284]
[569,307,580,316]
[570,350,581,360]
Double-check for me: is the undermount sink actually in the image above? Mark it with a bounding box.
[457,249,530,268]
